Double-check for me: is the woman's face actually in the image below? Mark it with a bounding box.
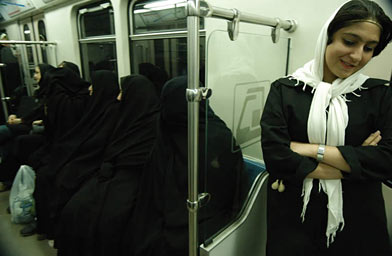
[323,21,381,83]
[33,66,42,83]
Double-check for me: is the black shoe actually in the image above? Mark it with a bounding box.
[20,221,37,237]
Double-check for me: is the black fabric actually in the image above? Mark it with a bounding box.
[33,71,120,238]
[261,77,392,256]
[44,67,90,144]
[27,67,90,170]
[61,61,81,77]
[123,76,248,256]
[56,74,160,256]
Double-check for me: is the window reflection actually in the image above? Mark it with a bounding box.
[80,42,117,82]
[80,8,115,37]
[133,0,204,34]
[131,37,205,82]
[23,24,34,65]
[37,20,48,63]
[78,2,117,80]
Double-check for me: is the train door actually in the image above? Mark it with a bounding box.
[19,18,39,97]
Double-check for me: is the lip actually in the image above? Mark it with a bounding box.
[340,60,356,69]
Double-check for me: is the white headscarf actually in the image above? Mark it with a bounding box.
[291,2,370,246]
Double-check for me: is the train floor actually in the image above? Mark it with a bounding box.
[0,190,57,256]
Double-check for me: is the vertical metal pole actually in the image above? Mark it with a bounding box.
[187,1,200,256]
[0,63,9,121]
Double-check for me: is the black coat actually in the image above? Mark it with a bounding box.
[261,77,392,256]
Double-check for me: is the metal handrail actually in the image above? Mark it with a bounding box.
[0,40,57,45]
[200,1,297,32]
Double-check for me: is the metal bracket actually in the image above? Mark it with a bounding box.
[199,0,213,17]
[285,19,298,33]
[187,193,211,212]
[186,87,212,102]
[271,18,281,43]
[228,8,240,41]
[187,0,200,17]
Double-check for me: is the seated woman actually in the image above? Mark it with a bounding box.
[19,67,90,237]
[0,63,54,191]
[58,61,81,77]
[55,74,160,256]
[29,70,120,240]
[123,76,248,256]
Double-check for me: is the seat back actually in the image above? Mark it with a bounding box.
[200,157,268,256]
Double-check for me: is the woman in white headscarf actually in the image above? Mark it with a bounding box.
[261,1,392,255]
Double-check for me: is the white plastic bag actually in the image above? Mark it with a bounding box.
[9,165,36,224]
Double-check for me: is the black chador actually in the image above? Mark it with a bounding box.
[56,75,160,256]
[123,76,248,256]
[34,71,120,239]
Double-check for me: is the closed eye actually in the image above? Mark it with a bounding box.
[343,39,355,46]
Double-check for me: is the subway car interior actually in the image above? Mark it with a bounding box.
[0,0,391,255]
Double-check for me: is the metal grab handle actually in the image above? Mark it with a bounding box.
[1,97,11,102]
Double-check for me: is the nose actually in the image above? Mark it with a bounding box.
[349,46,363,63]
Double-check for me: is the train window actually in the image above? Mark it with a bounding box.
[37,20,48,63]
[23,24,35,66]
[78,2,117,81]
[129,0,205,88]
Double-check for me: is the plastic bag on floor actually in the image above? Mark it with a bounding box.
[9,165,36,224]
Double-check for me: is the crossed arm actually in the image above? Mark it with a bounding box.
[290,131,381,179]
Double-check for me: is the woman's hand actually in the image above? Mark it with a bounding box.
[362,130,381,146]
[7,114,17,123]
[32,120,43,126]
[8,117,22,124]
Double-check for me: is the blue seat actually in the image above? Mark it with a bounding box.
[244,157,266,187]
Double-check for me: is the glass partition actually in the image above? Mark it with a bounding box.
[200,30,290,245]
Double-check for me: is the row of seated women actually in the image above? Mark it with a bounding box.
[0,61,86,190]
[3,64,249,255]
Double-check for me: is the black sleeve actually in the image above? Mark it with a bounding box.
[338,85,392,181]
[261,81,318,182]
[21,104,44,125]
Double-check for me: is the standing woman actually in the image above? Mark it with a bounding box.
[261,1,392,256]
[56,75,160,256]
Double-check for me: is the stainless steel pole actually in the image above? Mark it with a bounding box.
[0,63,9,121]
[187,1,200,256]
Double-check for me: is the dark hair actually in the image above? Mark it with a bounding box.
[327,0,392,56]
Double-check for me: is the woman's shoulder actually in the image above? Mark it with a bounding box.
[271,77,305,88]
[362,78,390,89]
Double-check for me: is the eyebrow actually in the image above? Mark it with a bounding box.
[343,33,379,45]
